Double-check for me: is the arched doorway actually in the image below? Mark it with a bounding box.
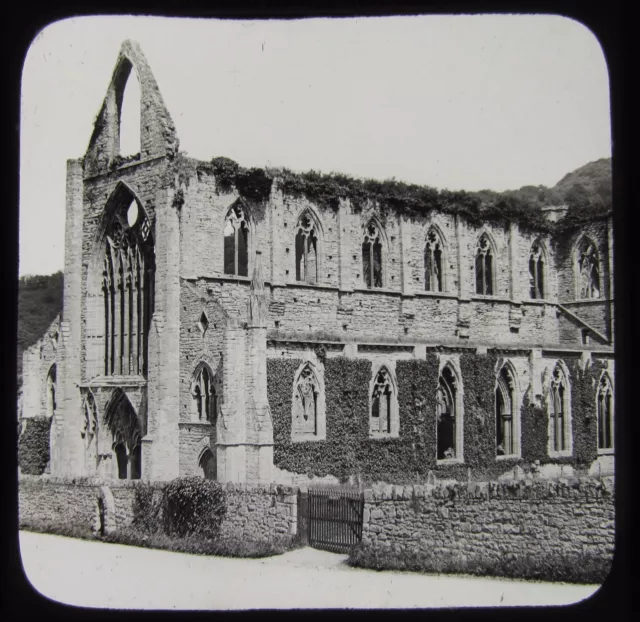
[199,448,217,480]
[105,389,142,480]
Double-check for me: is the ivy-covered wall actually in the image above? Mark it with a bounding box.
[267,353,608,484]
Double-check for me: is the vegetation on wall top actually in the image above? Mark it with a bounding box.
[191,155,611,235]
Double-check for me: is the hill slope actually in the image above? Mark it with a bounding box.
[17,272,63,388]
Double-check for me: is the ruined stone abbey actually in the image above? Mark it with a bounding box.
[20,40,615,487]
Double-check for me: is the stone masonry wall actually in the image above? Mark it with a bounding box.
[177,170,607,348]
[362,476,615,565]
[219,483,298,540]
[19,476,298,542]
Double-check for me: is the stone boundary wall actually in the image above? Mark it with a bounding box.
[18,475,299,542]
[220,483,298,540]
[362,476,615,564]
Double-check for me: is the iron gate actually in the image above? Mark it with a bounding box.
[298,487,364,554]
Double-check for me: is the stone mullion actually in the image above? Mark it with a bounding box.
[122,249,131,376]
[131,252,139,376]
[139,254,146,376]
[103,278,110,376]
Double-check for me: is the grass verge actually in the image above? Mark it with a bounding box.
[347,543,612,585]
[19,518,301,559]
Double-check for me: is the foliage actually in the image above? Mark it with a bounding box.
[568,359,606,467]
[101,528,300,558]
[18,416,52,475]
[17,272,63,387]
[163,477,227,539]
[194,155,611,235]
[459,353,500,469]
[520,389,548,463]
[348,542,611,585]
[132,482,166,534]
[19,518,300,558]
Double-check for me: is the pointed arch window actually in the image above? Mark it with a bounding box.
[475,234,494,295]
[577,238,600,299]
[436,366,459,460]
[597,374,614,451]
[192,366,217,424]
[424,227,444,292]
[293,364,319,436]
[81,392,98,445]
[363,221,383,289]
[46,365,57,418]
[370,367,397,436]
[529,240,545,299]
[295,211,319,284]
[496,365,517,456]
[549,364,571,454]
[102,192,154,378]
[224,203,249,277]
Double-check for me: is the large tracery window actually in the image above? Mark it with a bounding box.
[549,364,571,454]
[81,392,98,445]
[103,196,154,378]
[577,238,600,299]
[529,240,545,299]
[475,234,494,295]
[224,203,249,277]
[362,221,383,289]
[436,366,459,460]
[424,227,444,292]
[370,366,396,436]
[597,374,614,451]
[295,211,319,284]
[192,366,217,424]
[496,365,517,456]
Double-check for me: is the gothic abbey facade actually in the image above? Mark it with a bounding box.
[21,41,615,485]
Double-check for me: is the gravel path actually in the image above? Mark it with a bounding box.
[19,531,599,610]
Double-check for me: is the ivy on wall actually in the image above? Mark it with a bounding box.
[520,389,548,463]
[568,359,605,467]
[18,416,52,475]
[267,354,606,484]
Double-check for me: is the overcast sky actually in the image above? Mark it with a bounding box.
[19,14,611,277]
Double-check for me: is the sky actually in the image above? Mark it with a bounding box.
[19,14,611,277]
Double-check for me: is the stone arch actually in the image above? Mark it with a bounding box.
[223,199,252,277]
[436,358,464,462]
[196,436,217,480]
[104,388,143,479]
[88,181,155,380]
[291,361,326,441]
[495,360,520,457]
[362,216,389,289]
[368,363,399,437]
[84,39,178,175]
[294,206,324,285]
[596,371,614,452]
[529,238,549,300]
[190,361,220,425]
[118,59,142,157]
[547,360,573,456]
[424,223,448,292]
[573,234,601,300]
[474,229,498,296]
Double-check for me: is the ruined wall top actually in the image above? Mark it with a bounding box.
[83,40,179,177]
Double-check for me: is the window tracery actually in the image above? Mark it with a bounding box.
[295,212,319,284]
[424,227,444,292]
[224,203,249,277]
[475,234,494,295]
[436,366,459,460]
[549,365,571,453]
[597,374,613,451]
[577,239,600,299]
[362,221,383,289]
[529,240,545,299]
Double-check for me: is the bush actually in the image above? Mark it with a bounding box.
[132,482,165,534]
[348,543,611,585]
[163,477,227,539]
[18,416,52,475]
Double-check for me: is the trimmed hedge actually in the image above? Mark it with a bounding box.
[18,416,52,475]
[164,477,227,539]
